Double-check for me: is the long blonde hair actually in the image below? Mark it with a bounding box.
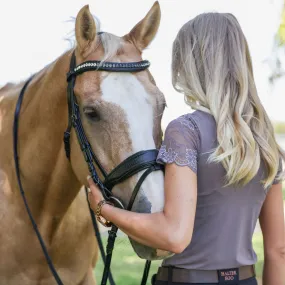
[172,13,285,188]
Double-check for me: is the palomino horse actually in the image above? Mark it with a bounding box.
[0,2,169,284]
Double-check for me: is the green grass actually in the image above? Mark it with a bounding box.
[252,233,264,278]
[94,235,161,285]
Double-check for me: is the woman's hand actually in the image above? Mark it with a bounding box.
[87,176,104,210]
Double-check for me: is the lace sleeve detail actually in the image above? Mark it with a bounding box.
[156,115,200,173]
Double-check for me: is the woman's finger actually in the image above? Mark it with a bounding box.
[87,176,99,195]
[87,175,95,188]
[87,176,104,204]
[88,192,97,209]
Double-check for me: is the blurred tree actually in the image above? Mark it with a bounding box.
[274,122,285,134]
[278,2,285,45]
[269,0,285,83]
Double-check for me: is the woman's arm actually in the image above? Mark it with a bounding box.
[259,183,285,285]
[88,162,197,254]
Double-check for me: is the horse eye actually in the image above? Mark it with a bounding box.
[83,107,100,122]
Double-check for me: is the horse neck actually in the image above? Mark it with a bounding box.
[4,51,82,226]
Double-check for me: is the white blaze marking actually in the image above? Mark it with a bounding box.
[101,73,155,151]
[101,73,164,213]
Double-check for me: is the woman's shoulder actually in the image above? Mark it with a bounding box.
[158,113,201,172]
[163,112,201,152]
[167,113,198,132]
[167,110,213,133]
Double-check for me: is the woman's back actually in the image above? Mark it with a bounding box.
[158,110,282,269]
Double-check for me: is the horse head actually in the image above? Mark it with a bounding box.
[69,2,170,260]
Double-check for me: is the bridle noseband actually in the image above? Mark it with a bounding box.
[13,47,164,285]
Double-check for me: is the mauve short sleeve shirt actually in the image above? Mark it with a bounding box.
[156,110,283,270]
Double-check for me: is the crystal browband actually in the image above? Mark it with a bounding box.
[67,60,150,81]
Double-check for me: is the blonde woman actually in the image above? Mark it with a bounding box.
[88,13,285,285]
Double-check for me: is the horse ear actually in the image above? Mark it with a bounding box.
[128,1,161,51]
[75,5,96,55]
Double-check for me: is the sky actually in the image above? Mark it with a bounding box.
[0,0,284,127]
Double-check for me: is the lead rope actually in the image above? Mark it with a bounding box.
[141,260,152,285]
[13,76,64,285]
[85,187,116,285]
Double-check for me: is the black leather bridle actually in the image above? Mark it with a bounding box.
[13,46,164,285]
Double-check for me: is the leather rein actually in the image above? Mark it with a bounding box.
[13,49,164,285]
